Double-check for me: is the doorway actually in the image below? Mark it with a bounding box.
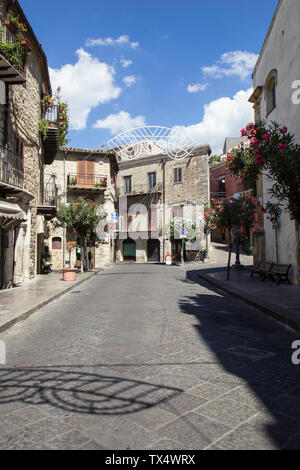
[147,239,160,263]
[123,238,136,261]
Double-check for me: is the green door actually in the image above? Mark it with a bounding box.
[123,239,136,260]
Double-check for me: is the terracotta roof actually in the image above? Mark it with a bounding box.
[60,147,112,154]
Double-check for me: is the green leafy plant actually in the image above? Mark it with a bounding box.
[38,118,50,140]
[0,39,28,69]
[41,95,54,107]
[7,12,27,33]
[56,198,103,270]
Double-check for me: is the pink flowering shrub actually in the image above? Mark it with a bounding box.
[225,120,300,223]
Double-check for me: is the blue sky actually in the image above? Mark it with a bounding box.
[23,0,278,153]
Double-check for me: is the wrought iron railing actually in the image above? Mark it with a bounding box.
[67,174,108,188]
[0,146,24,189]
[211,192,226,199]
[42,180,58,207]
[41,104,59,128]
[0,20,26,75]
[118,182,162,196]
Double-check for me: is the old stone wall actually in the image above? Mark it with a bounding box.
[117,151,210,262]
[44,151,117,270]
[0,1,47,284]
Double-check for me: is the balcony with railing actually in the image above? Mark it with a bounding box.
[40,104,60,165]
[118,182,162,197]
[0,19,27,84]
[0,146,24,192]
[37,179,58,220]
[67,174,108,191]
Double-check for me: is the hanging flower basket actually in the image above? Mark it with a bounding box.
[20,39,32,52]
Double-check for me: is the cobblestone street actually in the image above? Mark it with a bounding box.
[0,264,299,450]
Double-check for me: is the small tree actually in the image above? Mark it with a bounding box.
[205,197,257,280]
[56,198,102,271]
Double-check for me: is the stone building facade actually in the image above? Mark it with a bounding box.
[44,148,119,270]
[116,145,211,263]
[0,0,57,289]
[249,0,300,284]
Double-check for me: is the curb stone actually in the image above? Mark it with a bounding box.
[0,270,101,334]
[197,272,300,334]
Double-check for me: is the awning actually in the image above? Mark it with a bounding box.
[0,200,27,230]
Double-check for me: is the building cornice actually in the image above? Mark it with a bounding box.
[252,0,284,78]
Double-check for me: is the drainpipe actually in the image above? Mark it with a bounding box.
[62,151,67,267]
[3,84,9,148]
[162,158,166,262]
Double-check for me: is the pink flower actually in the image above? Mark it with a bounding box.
[241,128,247,136]
[279,144,288,152]
[280,127,288,134]
[262,133,271,141]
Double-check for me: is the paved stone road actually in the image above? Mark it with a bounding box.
[0,264,300,450]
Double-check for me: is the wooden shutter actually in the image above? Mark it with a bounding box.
[77,160,85,186]
[77,159,95,187]
[86,160,95,187]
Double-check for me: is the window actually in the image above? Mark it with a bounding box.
[14,134,24,172]
[174,167,183,184]
[52,237,62,250]
[124,175,132,194]
[265,70,277,115]
[218,175,226,195]
[148,172,156,190]
[172,205,183,218]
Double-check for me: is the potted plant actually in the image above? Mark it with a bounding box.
[20,39,32,52]
[38,118,50,140]
[41,95,54,108]
[62,241,78,281]
[4,18,18,35]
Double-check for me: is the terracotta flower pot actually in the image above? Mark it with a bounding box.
[4,19,18,34]
[20,39,32,52]
[62,268,77,282]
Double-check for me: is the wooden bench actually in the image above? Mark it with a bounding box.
[250,261,273,280]
[272,263,292,285]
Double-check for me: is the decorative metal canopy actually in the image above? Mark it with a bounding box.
[106,126,199,161]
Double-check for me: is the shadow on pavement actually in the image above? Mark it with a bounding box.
[0,366,181,416]
[179,269,300,449]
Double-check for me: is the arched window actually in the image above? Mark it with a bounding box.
[52,237,62,250]
[265,70,277,115]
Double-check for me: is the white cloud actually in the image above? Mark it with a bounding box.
[49,49,121,131]
[85,35,139,49]
[187,83,209,93]
[93,111,146,135]
[123,75,137,87]
[202,51,258,80]
[120,58,133,68]
[174,88,253,154]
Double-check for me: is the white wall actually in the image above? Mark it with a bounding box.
[253,0,300,282]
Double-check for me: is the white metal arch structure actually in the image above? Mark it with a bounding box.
[106,126,199,161]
